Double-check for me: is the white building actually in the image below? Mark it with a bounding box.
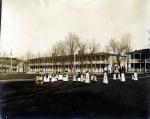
[28,52,114,74]
[127,48,150,73]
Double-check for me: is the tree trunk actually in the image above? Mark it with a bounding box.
[116,55,121,69]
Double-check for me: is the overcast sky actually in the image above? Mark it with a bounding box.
[1,0,150,57]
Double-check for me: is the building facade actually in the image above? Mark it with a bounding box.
[20,48,150,74]
[28,52,114,74]
[0,57,22,73]
[127,48,150,73]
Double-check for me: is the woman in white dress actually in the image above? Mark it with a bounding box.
[113,67,117,80]
[51,73,55,82]
[81,73,84,82]
[77,72,81,82]
[94,74,97,81]
[85,71,90,83]
[117,67,121,80]
[121,66,125,82]
[132,70,138,81]
[49,74,52,82]
[55,73,58,81]
[103,66,108,84]
[63,74,69,81]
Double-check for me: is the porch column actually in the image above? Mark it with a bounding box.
[133,53,135,72]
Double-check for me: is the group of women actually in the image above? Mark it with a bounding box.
[36,67,138,85]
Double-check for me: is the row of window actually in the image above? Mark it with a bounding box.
[130,53,149,59]
[30,64,107,69]
[131,63,149,69]
[29,56,109,64]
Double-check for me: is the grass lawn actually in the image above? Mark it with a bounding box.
[0,73,149,119]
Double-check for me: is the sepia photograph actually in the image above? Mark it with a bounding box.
[0,0,150,119]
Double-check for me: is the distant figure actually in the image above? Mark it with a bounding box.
[73,74,76,81]
[91,74,94,81]
[113,67,117,80]
[36,75,43,85]
[55,73,58,81]
[94,74,97,81]
[51,73,55,82]
[117,67,121,80]
[47,74,50,82]
[103,66,108,84]
[49,74,52,82]
[58,72,63,81]
[77,72,81,81]
[108,64,112,73]
[63,73,68,81]
[85,71,90,83]
[132,70,138,81]
[121,66,125,82]
[43,74,49,82]
[66,74,69,81]
[81,73,84,82]
[91,74,97,81]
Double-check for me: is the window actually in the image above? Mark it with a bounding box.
[135,54,140,59]
[131,63,134,68]
[146,63,150,69]
[141,53,145,59]
[131,54,141,59]
[131,54,134,59]
[145,53,149,59]
[135,63,140,68]
[141,63,145,68]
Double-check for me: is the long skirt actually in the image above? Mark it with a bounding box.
[121,73,125,82]
[113,73,116,80]
[81,75,84,82]
[94,75,97,81]
[58,75,63,80]
[78,77,81,81]
[51,77,55,82]
[85,77,90,83]
[117,73,120,79]
[73,75,76,81]
[91,75,94,81]
[132,73,138,81]
[103,73,108,84]
[64,75,68,81]
[43,76,48,82]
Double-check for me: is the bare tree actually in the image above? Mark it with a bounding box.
[108,33,132,69]
[76,39,88,72]
[57,41,67,56]
[52,42,59,56]
[45,48,52,57]
[88,39,100,53]
[88,39,100,73]
[65,33,79,73]
[22,51,35,73]
[57,41,67,72]
[51,42,59,72]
